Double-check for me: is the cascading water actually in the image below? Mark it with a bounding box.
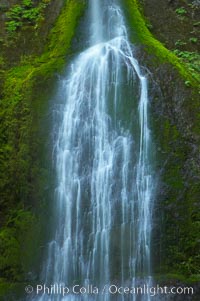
[30,0,155,300]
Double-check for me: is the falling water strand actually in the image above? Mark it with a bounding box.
[31,1,154,300]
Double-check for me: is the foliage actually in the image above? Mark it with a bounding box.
[175,7,187,15]
[5,0,51,33]
[189,37,198,44]
[22,0,33,7]
[173,50,200,81]
[175,39,186,47]
[0,0,86,297]
[124,0,200,282]
[6,20,22,32]
[0,210,35,281]
[123,0,199,87]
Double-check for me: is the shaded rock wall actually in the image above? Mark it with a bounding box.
[0,1,86,299]
[123,0,200,287]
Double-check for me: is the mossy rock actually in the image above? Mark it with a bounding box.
[0,0,86,298]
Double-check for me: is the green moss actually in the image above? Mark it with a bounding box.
[4,0,86,83]
[123,0,200,282]
[0,210,36,281]
[153,115,200,279]
[154,273,200,284]
[5,0,51,34]
[172,50,200,82]
[123,0,199,86]
[34,0,86,75]
[0,208,46,298]
[0,0,86,297]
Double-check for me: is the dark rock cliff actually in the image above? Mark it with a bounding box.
[0,1,85,298]
[124,0,200,292]
[137,0,200,281]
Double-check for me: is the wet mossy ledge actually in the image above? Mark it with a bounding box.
[0,0,86,298]
[123,0,199,86]
[123,0,200,286]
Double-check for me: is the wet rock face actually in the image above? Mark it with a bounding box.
[134,0,200,287]
[135,42,200,295]
[139,0,199,52]
[0,0,64,65]
[0,1,19,24]
[0,0,10,10]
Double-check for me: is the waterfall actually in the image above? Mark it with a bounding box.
[30,0,155,300]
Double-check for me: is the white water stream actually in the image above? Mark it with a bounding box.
[30,1,155,300]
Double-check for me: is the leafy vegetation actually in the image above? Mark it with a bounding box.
[124,0,200,283]
[173,49,200,82]
[123,0,199,87]
[0,0,86,298]
[189,37,198,44]
[5,0,51,33]
[0,210,35,281]
[175,7,187,15]
[175,39,187,47]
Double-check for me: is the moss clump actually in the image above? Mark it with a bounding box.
[0,0,86,298]
[150,88,200,280]
[123,0,199,87]
[122,0,200,284]
[172,50,200,82]
[134,0,200,82]
[5,0,51,33]
[34,0,86,75]
[154,273,200,285]
[0,210,36,281]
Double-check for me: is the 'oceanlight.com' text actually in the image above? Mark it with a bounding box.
[25,283,194,297]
